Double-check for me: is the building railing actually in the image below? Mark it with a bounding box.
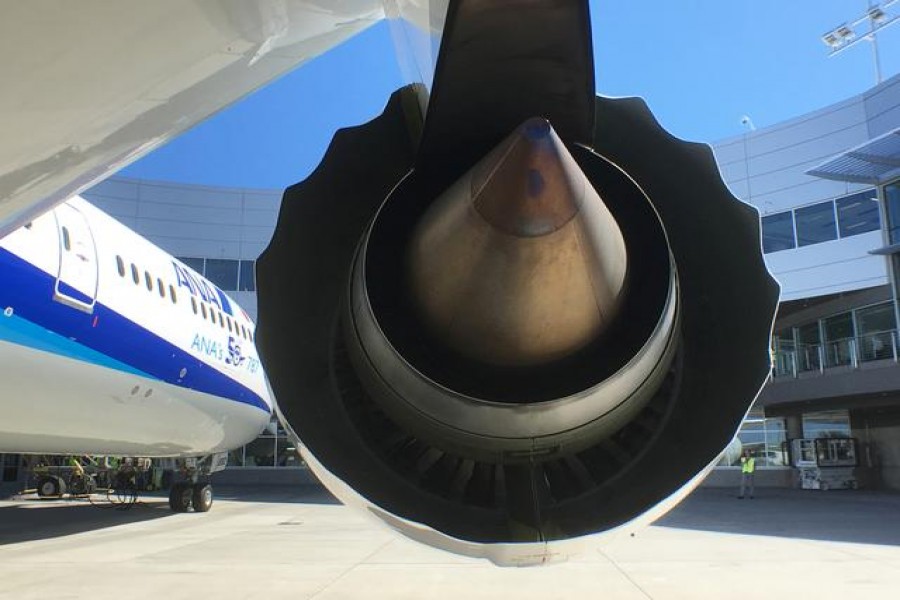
[773,329,900,378]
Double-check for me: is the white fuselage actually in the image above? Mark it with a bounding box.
[0,196,272,456]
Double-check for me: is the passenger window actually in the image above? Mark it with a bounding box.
[226,316,233,333]
[219,312,225,329]
[61,227,71,251]
[116,256,125,277]
[169,285,177,304]
[145,272,153,291]
[201,304,208,320]
[131,264,139,285]
[157,278,165,298]
[191,297,198,314]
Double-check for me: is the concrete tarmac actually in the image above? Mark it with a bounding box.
[1,486,899,599]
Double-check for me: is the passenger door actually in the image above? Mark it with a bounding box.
[53,203,99,313]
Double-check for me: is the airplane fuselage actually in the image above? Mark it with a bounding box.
[0,197,271,456]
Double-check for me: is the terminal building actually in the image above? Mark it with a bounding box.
[712,73,900,488]
[2,74,899,493]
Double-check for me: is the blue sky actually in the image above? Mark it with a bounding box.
[122,1,900,190]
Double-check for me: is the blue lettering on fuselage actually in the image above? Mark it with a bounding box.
[226,336,245,367]
[173,262,222,310]
[191,333,259,374]
[191,333,223,361]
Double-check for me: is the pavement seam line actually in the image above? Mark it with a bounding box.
[599,549,654,600]
[306,537,397,599]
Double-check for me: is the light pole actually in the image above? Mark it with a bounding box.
[821,0,899,84]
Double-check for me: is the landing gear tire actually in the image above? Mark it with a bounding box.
[191,483,213,513]
[37,475,66,498]
[169,482,192,512]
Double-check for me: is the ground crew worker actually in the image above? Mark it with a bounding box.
[738,449,755,499]
[67,455,85,478]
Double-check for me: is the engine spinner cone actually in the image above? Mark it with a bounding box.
[408,118,628,367]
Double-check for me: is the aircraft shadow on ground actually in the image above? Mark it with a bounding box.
[0,497,174,545]
[657,487,900,547]
[0,486,340,545]
[212,485,342,506]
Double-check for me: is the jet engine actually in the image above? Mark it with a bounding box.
[256,0,778,566]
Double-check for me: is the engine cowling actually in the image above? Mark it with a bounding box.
[256,0,778,566]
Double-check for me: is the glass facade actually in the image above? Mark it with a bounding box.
[885,181,900,243]
[823,312,854,367]
[720,408,787,467]
[762,212,796,253]
[238,260,255,292]
[802,410,851,439]
[836,191,880,237]
[175,256,256,293]
[772,301,898,377]
[205,259,239,291]
[795,201,837,246]
[761,189,879,254]
[2,454,19,482]
[857,302,897,361]
[227,418,303,469]
[178,256,205,274]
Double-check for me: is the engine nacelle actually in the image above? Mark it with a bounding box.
[256,1,778,566]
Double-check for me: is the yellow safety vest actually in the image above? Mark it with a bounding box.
[741,457,755,474]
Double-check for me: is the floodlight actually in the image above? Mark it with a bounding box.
[836,24,856,40]
[822,31,841,47]
[869,7,887,23]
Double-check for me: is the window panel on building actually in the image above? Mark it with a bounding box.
[761,212,796,253]
[205,259,238,290]
[823,312,854,367]
[177,256,205,274]
[885,181,900,243]
[856,302,897,361]
[836,190,880,237]
[238,260,255,292]
[802,410,850,439]
[795,201,837,247]
[773,328,798,376]
[719,409,787,467]
[796,321,822,372]
[227,447,246,467]
[857,302,896,334]
[823,312,854,341]
[774,328,795,352]
[797,322,821,345]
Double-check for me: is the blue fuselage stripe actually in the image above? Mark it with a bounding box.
[0,248,270,414]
